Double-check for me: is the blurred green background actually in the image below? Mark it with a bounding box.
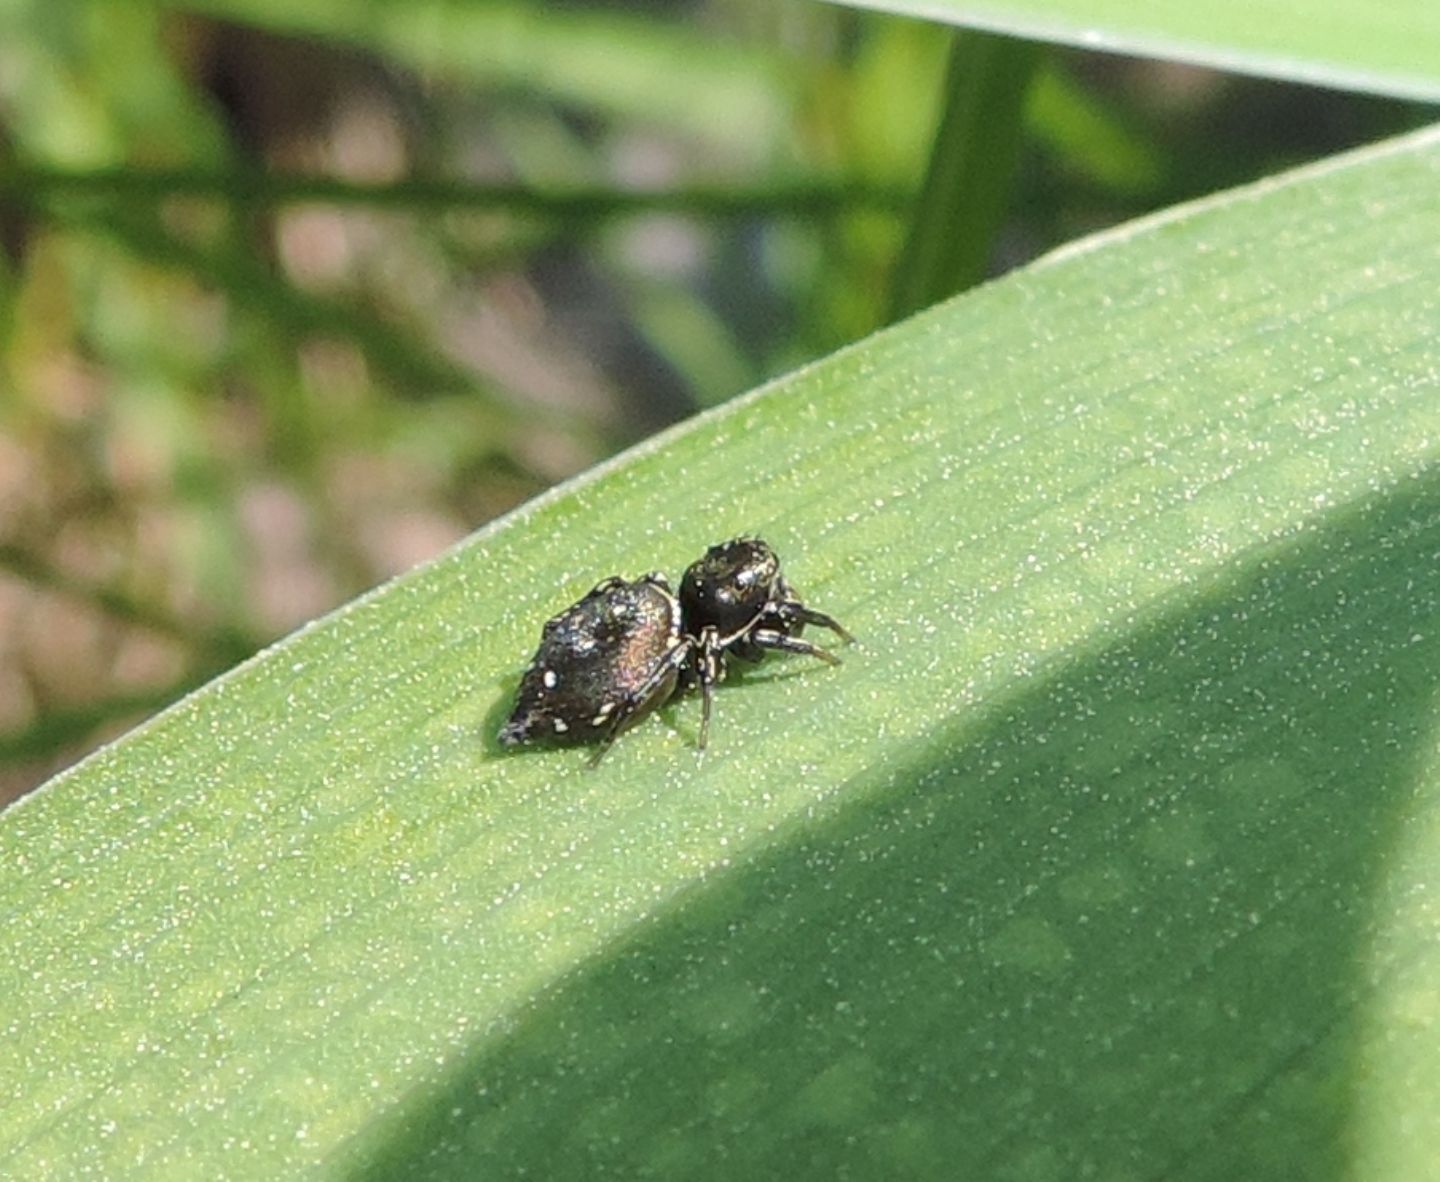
[0,0,1425,806]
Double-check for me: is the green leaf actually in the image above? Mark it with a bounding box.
[825,0,1440,100]
[5,124,1440,1177]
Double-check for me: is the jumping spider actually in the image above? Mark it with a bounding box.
[499,538,852,762]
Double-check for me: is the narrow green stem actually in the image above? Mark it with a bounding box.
[0,164,902,221]
[888,30,1045,322]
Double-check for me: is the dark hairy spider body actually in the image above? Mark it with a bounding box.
[500,538,851,762]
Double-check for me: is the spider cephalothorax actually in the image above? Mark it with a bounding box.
[678,537,853,747]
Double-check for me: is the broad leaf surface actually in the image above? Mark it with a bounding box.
[4,127,1440,1178]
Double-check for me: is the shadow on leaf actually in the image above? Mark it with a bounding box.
[350,470,1440,1180]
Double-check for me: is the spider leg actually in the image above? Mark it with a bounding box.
[586,575,627,596]
[749,627,843,666]
[781,603,854,644]
[774,575,853,644]
[694,626,724,750]
[587,635,696,767]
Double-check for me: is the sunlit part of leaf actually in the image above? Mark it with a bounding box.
[2,126,1439,1178]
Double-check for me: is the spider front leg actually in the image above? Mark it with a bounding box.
[693,626,725,750]
[777,600,855,644]
[749,627,844,667]
[587,635,697,767]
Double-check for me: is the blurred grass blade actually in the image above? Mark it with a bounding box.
[1026,63,1166,195]
[888,28,1044,320]
[826,0,1440,99]
[4,125,1440,1178]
